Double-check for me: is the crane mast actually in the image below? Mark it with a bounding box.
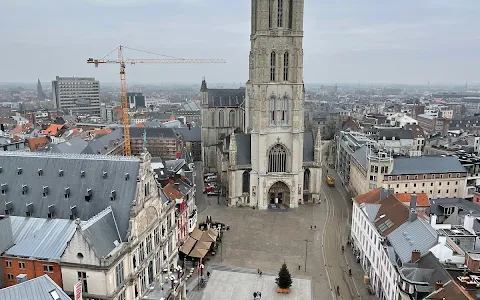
[87,45,226,156]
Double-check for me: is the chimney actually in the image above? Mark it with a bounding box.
[430,214,438,227]
[464,213,475,234]
[434,280,443,291]
[410,249,421,263]
[409,194,418,222]
[16,274,27,284]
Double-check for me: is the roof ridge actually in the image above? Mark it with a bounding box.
[0,151,139,161]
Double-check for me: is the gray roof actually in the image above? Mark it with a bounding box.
[387,218,438,263]
[303,132,314,162]
[130,127,177,139]
[148,112,173,120]
[390,156,467,175]
[175,127,201,142]
[81,206,122,258]
[208,88,245,107]
[160,189,169,204]
[352,145,368,169]
[236,133,251,165]
[6,217,75,260]
[82,128,123,155]
[183,101,201,111]
[0,152,140,239]
[0,274,71,300]
[430,198,480,217]
[363,204,381,223]
[50,137,88,154]
[377,128,414,140]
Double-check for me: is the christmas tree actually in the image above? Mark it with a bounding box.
[277,263,292,289]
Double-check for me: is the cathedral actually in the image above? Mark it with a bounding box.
[201,0,322,209]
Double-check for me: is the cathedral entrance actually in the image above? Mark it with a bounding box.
[268,182,290,206]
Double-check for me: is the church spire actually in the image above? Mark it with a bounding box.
[200,77,207,92]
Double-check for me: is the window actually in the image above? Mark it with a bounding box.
[283,52,289,81]
[218,110,224,127]
[277,0,283,27]
[44,264,54,273]
[229,110,235,127]
[5,260,12,268]
[304,169,310,190]
[270,51,276,81]
[242,171,250,193]
[268,144,287,173]
[78,271,88,293]
[269,0,273,28]
[139,242,145,262]
[7,274,14,281]
[116,260,124,287]
[146,234,152,254]
[211,111,215,127]
[281,97,289,124]
[154,226,160,246]
[118,291,126,300]
[19,261,25,269]
[288,0,293,28]
[269,97,276,124]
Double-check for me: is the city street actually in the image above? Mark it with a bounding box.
[192,162,377,300]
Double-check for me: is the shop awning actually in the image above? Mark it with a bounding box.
[189,248,208,258]
[180,236,196,255]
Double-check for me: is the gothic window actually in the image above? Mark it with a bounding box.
[229,110,235,127]
[304,169,311,191]
[211,111,215,127]
[277,0,284,27]
[276,97,284,124]
[281,97,289,124]
[269,0,273,28]
[268,144,287,173]
[269,97,276,124]
[242,171,250,193]
[270,51,276,81]
[283,52,289,81]
[288,0,293,29]
[219,110,224,127]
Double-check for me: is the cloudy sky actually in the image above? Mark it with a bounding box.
[1,0,479,85]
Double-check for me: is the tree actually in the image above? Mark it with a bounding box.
[277,263,292,289]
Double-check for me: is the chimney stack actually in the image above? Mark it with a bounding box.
[409,194,418,222]
[434,280,443,291]
[410,249,421,263]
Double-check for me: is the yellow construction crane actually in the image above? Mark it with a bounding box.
[87,45,226,156]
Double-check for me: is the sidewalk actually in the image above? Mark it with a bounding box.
[343,243,377,300]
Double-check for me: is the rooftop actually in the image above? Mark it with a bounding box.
[0,274,71,300]
[390,156,466,175]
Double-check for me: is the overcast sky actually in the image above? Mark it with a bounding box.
[1,0,479,85]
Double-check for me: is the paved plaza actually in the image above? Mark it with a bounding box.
[202,269,312,300]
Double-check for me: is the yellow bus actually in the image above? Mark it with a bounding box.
[326,175,335,187]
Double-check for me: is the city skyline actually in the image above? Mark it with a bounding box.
[2,0,480,84]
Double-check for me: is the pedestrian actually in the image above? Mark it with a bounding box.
[314,225,317,230]
[298,264,301,271]
[257,268,260,275]
[310,225,313,230]
[259,270,262,276]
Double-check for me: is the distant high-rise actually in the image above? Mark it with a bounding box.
[127,92,146,109]
[37,78,46,101]
[52,76,101,116]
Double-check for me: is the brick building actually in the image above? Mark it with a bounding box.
[130,127,180,159]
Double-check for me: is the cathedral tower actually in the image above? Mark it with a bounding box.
[245,0,305,208]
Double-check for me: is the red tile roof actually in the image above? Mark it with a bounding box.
[354,187,382,204]
[395,193,430,207]
[163,183,184,200]
[42,124,64,136]
[27,136,49,151]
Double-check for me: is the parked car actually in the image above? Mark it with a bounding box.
[203,185,216,194]
[205,175,217,183]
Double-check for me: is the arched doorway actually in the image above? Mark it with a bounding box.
[268,181,290,205]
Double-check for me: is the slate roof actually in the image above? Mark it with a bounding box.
[208,88,245,107]
[130,127,177,139]
[377,128,414,140]
[352,145,368,169]
[175,127,201,142]
[387,218,438,263]
[50,137,88,154]
[0,152,140,239]
[82,128,123,155]
[81,206,122,258]
[425,280,472,300]
[390,156,467,175]
[236,133,251,165]
[0,274,71,300]
[6,217,76,260]
[363,204,381,223]
[429,198,480,217]
[147,112,173,121]
[303,132,314,162]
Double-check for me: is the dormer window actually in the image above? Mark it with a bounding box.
[26,202,33,217]
[38,168,43,176]
[4,201,12,215]
[125,173,130,180]
[85,188,92,201]
[80,170,85,178]
[110,190,116,201]
[59,169,64,177]
[17,168,22,175]
[1,183,7,195]
[102,171,108,179]
[70,205,77,220]
[0,167,2,173]
[48,204,55,218]
[42,186,49,197]
[22,184,28,195]
[64,187,70,199]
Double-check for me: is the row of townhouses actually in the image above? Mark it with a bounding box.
[0,150,197,300]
